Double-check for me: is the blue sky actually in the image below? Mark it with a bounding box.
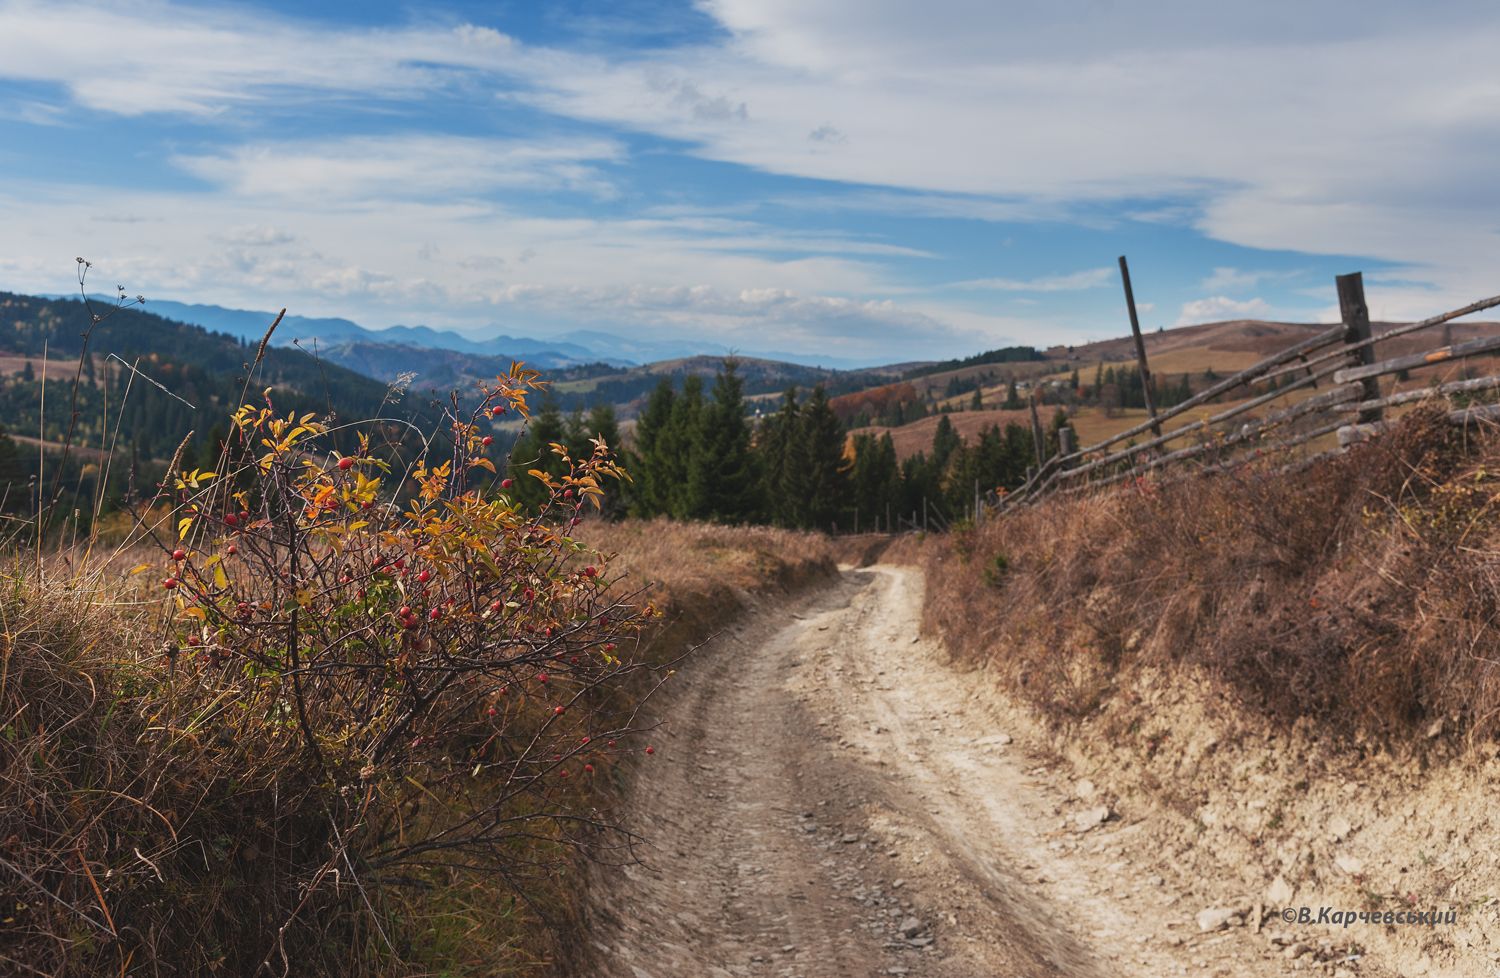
[1,0,1497,365]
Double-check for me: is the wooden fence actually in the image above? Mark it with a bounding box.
[990,268,1500,516]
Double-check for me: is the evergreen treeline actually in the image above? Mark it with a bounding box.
[623,360,1052,531]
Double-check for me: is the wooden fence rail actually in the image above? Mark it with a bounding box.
[992,271,1500,516]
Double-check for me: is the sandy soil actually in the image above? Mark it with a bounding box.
[581,566,1414,977]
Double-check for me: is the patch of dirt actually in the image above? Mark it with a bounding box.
[582,565,1455,977]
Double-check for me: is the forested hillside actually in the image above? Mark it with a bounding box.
[0,292,417,456]
[0,291,439,522]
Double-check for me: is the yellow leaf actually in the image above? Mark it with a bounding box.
[177,516,193,540]
[468,457,496,473]
[294,589,314,608]
[129,563,150,576]
[180,606,207,621]
[213,564,229,589]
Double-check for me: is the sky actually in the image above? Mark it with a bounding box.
[1,0,1498,365]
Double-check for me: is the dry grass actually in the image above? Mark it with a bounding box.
[919,404,1500,745]
[0,520,834,978]
[578,520,837,654]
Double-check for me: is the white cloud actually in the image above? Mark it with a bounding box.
[173,135,624,203]
[1200,267,1269,293]
[951,267,1113,292]
[1175,295,1272,326]
[0,0,523,116]
[4,0,1500,353]
[0,181,984,360]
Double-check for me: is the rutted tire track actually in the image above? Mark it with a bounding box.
[580,566,1309,978]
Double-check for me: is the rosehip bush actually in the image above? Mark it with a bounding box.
[139,365,659,972]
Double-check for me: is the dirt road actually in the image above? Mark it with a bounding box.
[582,566,1382,977]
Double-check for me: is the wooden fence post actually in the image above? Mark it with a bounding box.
[1336,272,1382,423]
[1029,390,1045,469]
[1058,426,1076,465]
[1119,255,1163,438]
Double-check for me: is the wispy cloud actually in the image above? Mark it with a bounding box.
[1175,295,1272,326]
[173,135,625,203]
[951,268,1114,292]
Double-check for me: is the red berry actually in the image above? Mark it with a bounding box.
[338,457,354,470]
[239,511,249,523]
[402,618,417,629]
[563,489,574,499]
[171,549,186,561]
[583,566,597,578]
[581,736,591,745]
[487,707,497,717]
[607,740,616,747]
[398,606,411,617]
[224,513,238,527]
[226,544,237,555]
[536,672,548,683]
[558,769,569,778]
[394,558,405,570]
[523,587,535,602]
[554,705,565,715]
[491,405,505,416]
[163,577,178,590]
[416,569,431,583]
[373,556,385,568]
[501,478,514,489]
[429,607,441,621]
[584,764,594,774]
[604,643,616,652]
[482,435,493,446]
[644,746,655,755]
[361,500,372,510]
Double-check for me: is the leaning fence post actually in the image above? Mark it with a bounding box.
[1119,255,1163,438]
[1029,390,1046,469]
[1336,272,1382,423]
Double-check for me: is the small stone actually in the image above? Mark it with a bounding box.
[1335,854,1364,875]
[841,834,860,844]
[1425,717,1445,739]
[1074,779,1097,799]
[1266,876,1294,907]
[1327,815,1352,841]
[1196,907,1242,932]
[1285,942,1311,959]
[892,878,906,889]
[1072,806,1111,832]
[899,916,923,938]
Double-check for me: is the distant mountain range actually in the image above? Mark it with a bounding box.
[98,297,875,371]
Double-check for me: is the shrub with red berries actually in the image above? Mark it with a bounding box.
[142,363,658,967]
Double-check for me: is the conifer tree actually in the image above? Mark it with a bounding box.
[660,375,705,518]
[758,387,800,527]
[787,385,849,530]
[687,360,762,523]
[628,379,677,517]
[931,414,960,469]
[1003,379,1022,409]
